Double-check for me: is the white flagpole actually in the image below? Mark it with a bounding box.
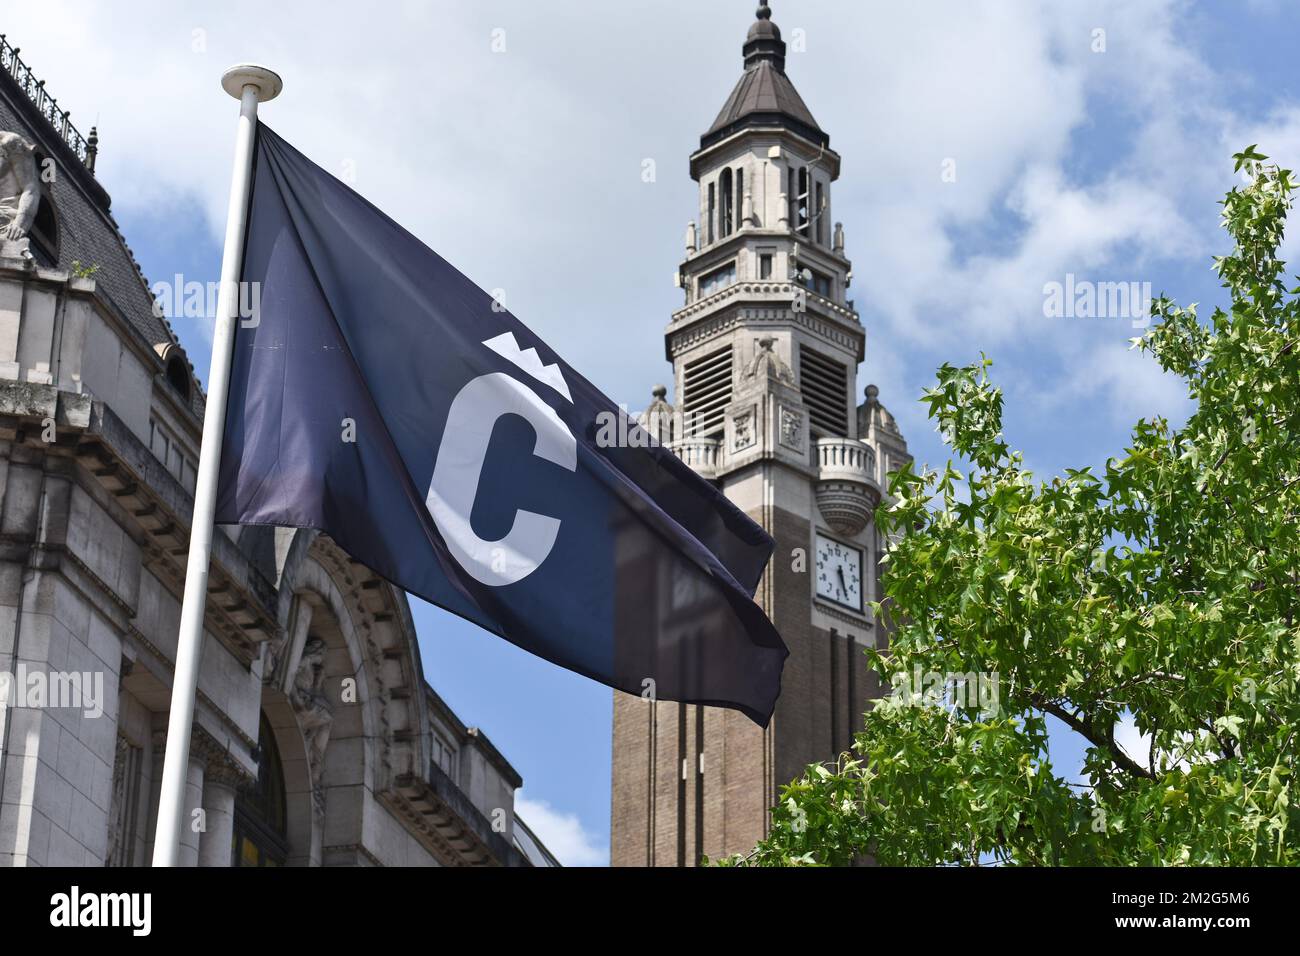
[151,64,282,867]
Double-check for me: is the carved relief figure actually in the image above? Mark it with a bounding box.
[290,637,334,793]
[743,336,795,385]
[105,734,134,867]
[0,131,40,257]
[779,405,804,450]
[733,409,754,451]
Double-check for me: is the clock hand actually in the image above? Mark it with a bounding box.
[837,566,847,595]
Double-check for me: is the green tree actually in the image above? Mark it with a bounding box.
[726,149,1300,867]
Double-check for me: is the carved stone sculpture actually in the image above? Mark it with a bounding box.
[743,336,795,385]
[779,405,804,451]
[732,409,755,451]
[105,734,135,867]
[290,637,334,796]
[638,384,675,445]
[0,130,39,259]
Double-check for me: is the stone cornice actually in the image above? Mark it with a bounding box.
[0,381,279,666]
[671,279,860,329]
[681,230,853,277]
[0,258,173,404]
[190,723,257,788]
[815,599,877,637]
[321,842,384,867]
[125,623,260,759]
[384,767,527,867]
[667,292,865,362]
[689,125,842,180]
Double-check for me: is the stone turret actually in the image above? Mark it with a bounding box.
[611,2,911,867]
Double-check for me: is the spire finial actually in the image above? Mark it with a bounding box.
[743,0,785,71]
[85,125,99,174]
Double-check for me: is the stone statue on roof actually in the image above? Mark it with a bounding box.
[0,130,40,259]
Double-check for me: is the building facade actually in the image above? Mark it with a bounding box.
[610,2,911,866]
[0,35,553,867]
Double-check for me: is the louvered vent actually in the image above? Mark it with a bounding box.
[681,347,733,437]
[800,346,849,436]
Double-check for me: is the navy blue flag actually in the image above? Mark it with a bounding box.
[216,123,787,725]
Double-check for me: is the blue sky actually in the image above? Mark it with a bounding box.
[8,1,1300,865]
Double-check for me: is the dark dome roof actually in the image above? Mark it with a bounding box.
[747,18,780,43]
[702,2,827,150]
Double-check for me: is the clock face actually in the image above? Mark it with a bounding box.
[815,534,862,610]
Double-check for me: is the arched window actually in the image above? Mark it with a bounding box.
[29,189,59,267]
[815,182,825,244]
[796,167,810,236]
[719,168,734,238]
[165,354,191,402]
[232,713,288,866]
[706,182,716,245]
[736,168,745,227]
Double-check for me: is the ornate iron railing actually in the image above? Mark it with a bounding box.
[0,32,95,170]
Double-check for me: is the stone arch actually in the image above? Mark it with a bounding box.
[30,179,59,264]
[258,690,316,865]
[151,341,196,404]
[266,530,430,864]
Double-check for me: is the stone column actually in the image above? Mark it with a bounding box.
[198,770,239,868]
[189,727,253,867]
[177,754,205,867]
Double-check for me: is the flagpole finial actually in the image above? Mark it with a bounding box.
[221,63,283,102]
[757,1,772,20]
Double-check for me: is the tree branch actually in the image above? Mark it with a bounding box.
[1030,693,1156,780]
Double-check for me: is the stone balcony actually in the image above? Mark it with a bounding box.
[669,436,721,479]
[814,437,880,535]
[817,436,877,484]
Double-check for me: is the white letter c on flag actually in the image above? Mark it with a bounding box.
[426,372,577,587]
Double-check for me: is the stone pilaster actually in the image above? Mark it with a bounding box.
[191,725,254,868]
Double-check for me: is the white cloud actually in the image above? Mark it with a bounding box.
[3,0,1282,443]
[1037,339,1193,430]
[515,794,607,867]
[1114,713,1152,771]
[0,3,1239,388]
[1114,713,1217,773]
[1228,105,1300,269]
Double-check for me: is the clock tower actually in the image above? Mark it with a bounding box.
[610,1,911,865]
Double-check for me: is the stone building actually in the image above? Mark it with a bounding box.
[0,35,555,867]
[610,2,911,865]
